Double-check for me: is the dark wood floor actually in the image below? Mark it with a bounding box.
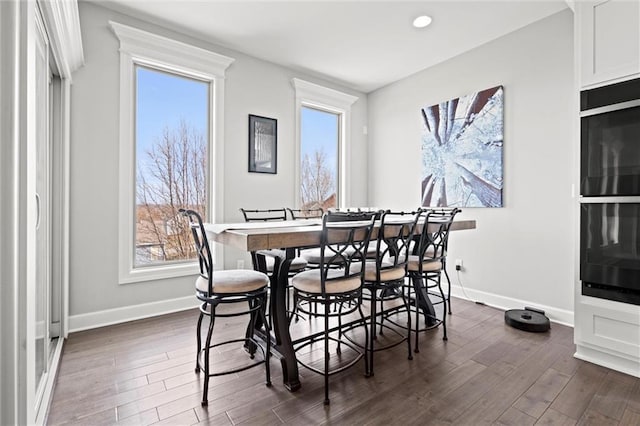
[47,297,640,425]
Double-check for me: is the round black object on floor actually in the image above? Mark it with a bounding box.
[505,308,550,332]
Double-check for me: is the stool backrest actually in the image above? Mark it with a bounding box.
[319,211,377,295]
[179,208,213,294]
[240,208,287,222]
[287,207,324,220]
[415,208,461,263]
[373,210,420,274]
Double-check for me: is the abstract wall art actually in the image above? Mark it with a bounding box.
[248,114,277,174]
[421,85,504,208]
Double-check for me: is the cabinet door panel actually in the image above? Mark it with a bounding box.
[581,0,640,88]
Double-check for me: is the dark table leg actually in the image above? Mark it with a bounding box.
[269,253,301,391]
[249,249,301,391]
[411,275,438,327]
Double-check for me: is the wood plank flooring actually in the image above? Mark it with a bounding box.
[46,298,640,425]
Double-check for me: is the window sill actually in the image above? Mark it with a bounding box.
[119,261,200,285]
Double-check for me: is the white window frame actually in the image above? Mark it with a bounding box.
[110,22,234,284]
[293,78,358,208]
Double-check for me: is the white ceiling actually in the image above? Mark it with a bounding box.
[96,0,569,93]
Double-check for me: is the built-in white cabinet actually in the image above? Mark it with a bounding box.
[578,0,640,88]
[574,0,640,379]
[574,298,640,377]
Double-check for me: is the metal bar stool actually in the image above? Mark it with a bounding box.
[290,211,376,405]
[362,210,419,375]
[406,208,458,351]
[180,209,271,406]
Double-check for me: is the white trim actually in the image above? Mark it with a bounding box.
[68,296,199,333]
[22,2,38,423]
[60,78,71,338]
[37,0,81,340]
[450,284,575,327]
[292,78,359,110]
[109,21,234,79]
[33,8,51,414]
[34,338,63,426]
[37,0,84,79]
[564,0,575,13]
[110,22,233,284]
[119,262,201,285]
[292,78,358,208]
[575,344,640,378]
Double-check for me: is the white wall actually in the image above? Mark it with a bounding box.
[69,2,368,324]
[368,10,575,324]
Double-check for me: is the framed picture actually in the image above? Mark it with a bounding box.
[420,85,504,207]
[248,114,277,174]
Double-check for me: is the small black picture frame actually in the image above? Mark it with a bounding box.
[248,114,277,174]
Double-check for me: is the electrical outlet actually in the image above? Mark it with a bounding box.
[455,259,463,271]
[237,259,245,269]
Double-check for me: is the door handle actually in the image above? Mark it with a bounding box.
[35,193,41,230]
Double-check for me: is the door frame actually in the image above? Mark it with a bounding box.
[0,1,83,424]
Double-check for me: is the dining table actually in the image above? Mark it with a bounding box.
[205,217,476,391]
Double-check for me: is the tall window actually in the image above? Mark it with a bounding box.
[293,78,358,210]
[300,106,339,210]
[134,66,209,266]
[111,22,234,283]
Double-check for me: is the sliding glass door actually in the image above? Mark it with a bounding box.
[34,6,55,409]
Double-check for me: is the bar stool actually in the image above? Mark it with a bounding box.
[240,208,308,315]
[286,207,324,220]
[427,208,461,314]
[180,209,271,406]
[362,210,419,375]
[286,206,324,269]
[239,207,308,273]
[406,208,458,351]
[290,211,376,405]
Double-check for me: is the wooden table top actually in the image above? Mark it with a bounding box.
[205,219,476,252]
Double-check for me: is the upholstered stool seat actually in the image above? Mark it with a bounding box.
[364,261,406,282]
[292,268,362,294]
[423,246,445,257]
[264,255,307,272]
[301,247,345,265]
[196,270,270,294]
[302,246,375,265]
[406,256,442,273]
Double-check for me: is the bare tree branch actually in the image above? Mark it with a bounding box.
[135,120,207,263]
[300,148,335,209]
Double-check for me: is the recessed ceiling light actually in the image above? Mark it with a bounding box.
[413,15,432,28]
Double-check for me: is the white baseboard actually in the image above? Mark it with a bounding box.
[575,344,640,378]
[68,295,199,333]
[67,286,574,333]
[450,284,574,327]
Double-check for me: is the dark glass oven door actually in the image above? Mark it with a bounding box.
[581,200,640,305]
[581,104,640,197]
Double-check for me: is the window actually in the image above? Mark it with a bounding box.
[300,106,340,210]
[111,22,234,284]
[293,79,358,209]
[134,66,208,267]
